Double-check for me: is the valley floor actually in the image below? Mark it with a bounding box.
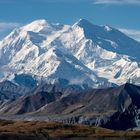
[0,120,139,140]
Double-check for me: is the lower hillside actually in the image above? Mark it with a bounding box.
[0,120,140,140]
[0,81,140,130]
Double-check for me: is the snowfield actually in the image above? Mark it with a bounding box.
[0,19,140,87]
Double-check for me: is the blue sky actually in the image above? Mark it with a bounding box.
[0,0,140,41]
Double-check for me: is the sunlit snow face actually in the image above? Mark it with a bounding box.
[0,19,140,87]
[104,25,112,32]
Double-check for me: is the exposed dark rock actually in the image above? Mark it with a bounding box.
[0,82,140,130]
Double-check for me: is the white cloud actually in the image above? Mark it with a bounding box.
[93,0,140,5]
[0,22,20,30]
[0,22,21,40]
[119,28,140,42]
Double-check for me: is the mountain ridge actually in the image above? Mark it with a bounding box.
[0,19,140,87]
[0,82,139,130]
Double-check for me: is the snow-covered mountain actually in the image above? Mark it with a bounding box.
[0,19,140,87]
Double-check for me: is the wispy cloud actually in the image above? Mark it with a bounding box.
[0,22,20,29]
[38,0,92,3]
[0,22,21,40]
[119,28,140,42]
[93,0,140,5]
[1,0,92,4]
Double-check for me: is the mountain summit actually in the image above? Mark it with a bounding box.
[0,19,140,87]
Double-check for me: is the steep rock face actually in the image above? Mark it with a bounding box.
[0,81,86,115]
[1,91,62,115]
[0,83,139,130]
[101,104,138,130]
[33,83,133,115]
[33,83,139,130]
[0,80,30,101]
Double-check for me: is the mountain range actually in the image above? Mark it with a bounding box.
[0,19,140,88]
[0,19,140,130]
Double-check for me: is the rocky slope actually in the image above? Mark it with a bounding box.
[0,82,140,130]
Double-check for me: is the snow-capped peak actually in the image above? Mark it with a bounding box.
[103,25,112,32]
[22,19,49,32]
[73,19,92,26]
[1,19,140,87]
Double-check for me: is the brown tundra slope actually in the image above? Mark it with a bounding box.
[0,120,140,140]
